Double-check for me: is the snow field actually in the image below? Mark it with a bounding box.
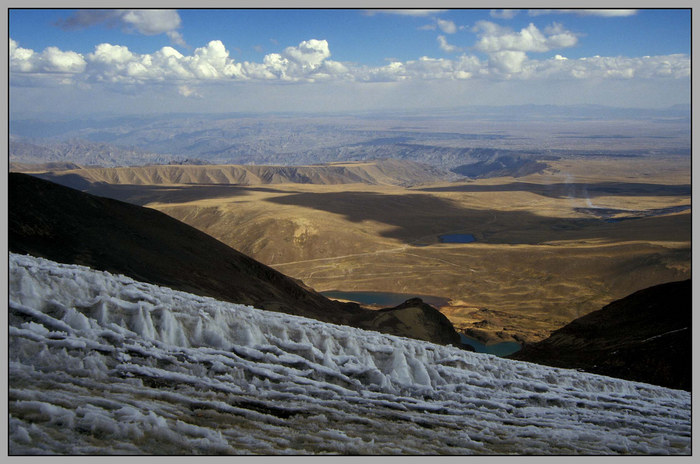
[8,253,691,455]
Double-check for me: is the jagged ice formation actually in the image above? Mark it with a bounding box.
[8,253,691,455]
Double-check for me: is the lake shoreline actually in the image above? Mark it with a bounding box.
[321,290,451,309]
[322,289,522,357]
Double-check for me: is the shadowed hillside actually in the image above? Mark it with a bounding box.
[509,279,691,390]
[419,181,692,199]
[8,173,462,347]
[451,154,550,178]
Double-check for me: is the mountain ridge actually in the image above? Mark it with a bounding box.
[13,159,451,188]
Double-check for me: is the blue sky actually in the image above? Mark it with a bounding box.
[8,8,692,116]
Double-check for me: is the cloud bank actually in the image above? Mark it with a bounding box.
[11,30,688,88]
[8,16,689,113]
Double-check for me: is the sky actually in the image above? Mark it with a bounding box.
[8,8,692,117]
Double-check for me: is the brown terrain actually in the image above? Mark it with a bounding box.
[16,155,691,345]
[8,172,462,347]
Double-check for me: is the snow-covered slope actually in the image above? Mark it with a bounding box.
[8,253,691,455]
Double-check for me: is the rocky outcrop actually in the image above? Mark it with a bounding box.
[365,298,463,347]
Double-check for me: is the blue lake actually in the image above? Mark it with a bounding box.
[439,233,476,244]
[459,334,521,357]
[322,290,521,356]
[321,290,449,308]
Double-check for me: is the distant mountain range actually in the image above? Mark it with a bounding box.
[9,106,689,173]
[9,134,557,175]
[9,172,462,347]
[9,136,181,167]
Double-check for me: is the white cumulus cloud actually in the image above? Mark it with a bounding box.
[10,39,86,74]
[9,35,690,91]
[41,47,88,73]
[189,40,232,78]
[283,39,331,72]
[240,39,335,82]
[81,40,244,83]
[9,39,37,72]
[474,21,577,53]
[488,50,528,75]
[437,36,460,53]
[121,9,181,35]
[89,43,134,64]
[437,19,457,34]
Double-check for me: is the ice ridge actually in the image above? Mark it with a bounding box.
[8,253,691,455]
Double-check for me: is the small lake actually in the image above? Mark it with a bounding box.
[439,233,476,244]
[460,334,521,357]
[322,290,521,356]
[321,290,449,308]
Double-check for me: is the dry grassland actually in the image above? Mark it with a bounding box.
[82,155,691,344]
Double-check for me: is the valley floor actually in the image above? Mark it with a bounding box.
[16,154,692,344]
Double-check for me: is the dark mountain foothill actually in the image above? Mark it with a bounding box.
[509,279,691,391]
[451,154,550,179]
[8,173,463,347]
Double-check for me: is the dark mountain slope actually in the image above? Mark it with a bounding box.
[509,279,691,390]
[450,154,550,179]
[9,172,461,346]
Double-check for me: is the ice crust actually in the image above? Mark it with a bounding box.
[8,253,691,455]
